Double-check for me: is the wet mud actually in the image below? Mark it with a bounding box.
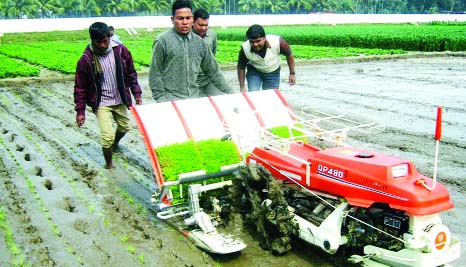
[0,54,465,267]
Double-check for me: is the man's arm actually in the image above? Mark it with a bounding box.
[279,37,296,86]
[74,56,89,127]
[149,40,168,102]
[201,46,233,94]
[211,30,217,55]
[286,53,296,85]
[237,68,246,92]
[237,47,248,92]
[121,46,142,104]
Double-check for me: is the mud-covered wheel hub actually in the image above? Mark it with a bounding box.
[229,164,293,255]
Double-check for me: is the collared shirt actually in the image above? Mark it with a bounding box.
[196,28,217,88]
[149,28,231,102]
[203,29,217,55]
[98,46,122,107]
[111,34,122,44]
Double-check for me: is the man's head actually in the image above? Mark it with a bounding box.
[193,8,210,38]
[246,24,266,52]
[108,26,115,37]
[171,0,193,35]
[89,22,110,53]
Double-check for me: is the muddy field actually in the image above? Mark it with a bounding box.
[0,55,465,267]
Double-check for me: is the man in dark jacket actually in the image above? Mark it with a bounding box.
[74,22,142,169]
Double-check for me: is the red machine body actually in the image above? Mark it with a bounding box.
[248,142,453,216]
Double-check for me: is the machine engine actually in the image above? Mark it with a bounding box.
[285,189,410,251]
[344,205,409,251]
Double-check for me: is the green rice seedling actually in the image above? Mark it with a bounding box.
[0,207,29,266]
[127,245,135,254]
[138,254,145,264]
[120,235,129,243]
[136,203,146,215]
[88,204,95,213]
[156,139,241,203]
[11,255,29,267]
[0,208,6,223]
[10,242,19,255]
[66,246,74,254]
[76,190,83,199]
[51,224,60,235]
[27,179,35,191]
[156,140,203,182]
[269,124,308,143]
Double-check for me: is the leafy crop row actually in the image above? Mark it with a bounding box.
[0,23,464,78]
[0,205,29,267]
[0,54,40,78]
[216,23,466,51]
[0,42,84,74]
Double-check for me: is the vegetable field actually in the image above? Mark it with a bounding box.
[1,22,466,79]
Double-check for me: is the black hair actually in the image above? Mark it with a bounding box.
[194,8,209,21]
[108,26,115,31]
[89,22,109,41]
[246,24,265,40]
[172,0,192,16]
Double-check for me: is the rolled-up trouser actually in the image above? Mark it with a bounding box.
[96,104,130,148]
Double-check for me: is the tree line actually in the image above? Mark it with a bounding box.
[1,0,465,19]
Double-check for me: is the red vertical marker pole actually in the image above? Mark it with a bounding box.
[432,106,442,190]
[435,106,442,141]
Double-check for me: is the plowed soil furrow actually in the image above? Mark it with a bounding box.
[0,125,82,267]
[0,85,220,266]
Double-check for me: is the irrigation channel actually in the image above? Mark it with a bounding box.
[0,54,465,267]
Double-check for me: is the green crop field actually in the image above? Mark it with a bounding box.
[1,22,465,78]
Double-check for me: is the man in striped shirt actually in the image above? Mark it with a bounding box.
[74,22,142,169]
[149,0,233,102]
